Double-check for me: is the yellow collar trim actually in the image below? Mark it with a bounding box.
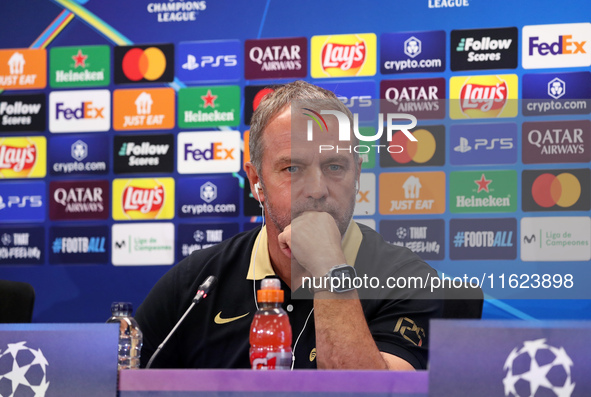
[246,222,363,281]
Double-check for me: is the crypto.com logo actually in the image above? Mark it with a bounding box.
[301,108,417,154]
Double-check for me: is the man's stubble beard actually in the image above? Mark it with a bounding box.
[263,184,356,237]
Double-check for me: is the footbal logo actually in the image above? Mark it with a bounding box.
[503,338,575,397]
[320,35,367,77]
[0,137,37,178]
[121,179,165,219]
[0,341,50,396]
[459,75,508,118]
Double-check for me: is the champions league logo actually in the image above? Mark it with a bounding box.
[503,338,575,397]
[0,341,50,396]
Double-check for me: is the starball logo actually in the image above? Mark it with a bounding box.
[0,137,46,178]
[311,34,376,78]
[112,178,175,220]
[450,75,518,119]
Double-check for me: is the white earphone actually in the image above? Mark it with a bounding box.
[253,182,262,207]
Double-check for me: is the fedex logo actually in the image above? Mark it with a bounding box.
[183,142,235,161]
[49,89,110,132]
[177,131,240,174]
[529,35,586,56]
[55,101,104,120]
[523,23,591,69]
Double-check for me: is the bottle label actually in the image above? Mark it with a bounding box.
[251,351,292,370]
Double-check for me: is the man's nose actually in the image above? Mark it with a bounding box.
[302,169,328,200]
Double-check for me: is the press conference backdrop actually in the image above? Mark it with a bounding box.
[0,0,590,322]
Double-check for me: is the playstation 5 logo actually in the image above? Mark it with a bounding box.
[454,137,472,153]
[455,136,513,152]
[182,54,237,70]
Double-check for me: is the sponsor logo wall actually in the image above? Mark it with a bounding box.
[1,2,590,320]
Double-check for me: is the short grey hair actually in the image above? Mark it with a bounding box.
[249,80,358,178]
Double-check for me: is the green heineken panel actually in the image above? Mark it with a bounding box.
[450,170,517,213]
[178,85,240,128]
[50,45,110,88]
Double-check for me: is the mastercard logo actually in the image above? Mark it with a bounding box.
[388,129,436,164]
[122,48,166,81]
[115,44,173,84]
[531,173,581,208]
[253,87,274,111]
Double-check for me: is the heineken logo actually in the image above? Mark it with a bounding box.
[450,170,517,213]
[178,85,240,128]
[50,45,110,88]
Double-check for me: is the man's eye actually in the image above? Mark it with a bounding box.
[328,164,343,171]
[286,166,299,173]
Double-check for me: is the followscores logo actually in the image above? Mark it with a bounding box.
[451,27,518,71]
[0,94,45,132]
[49,90,110,133]
[523,23,591,69]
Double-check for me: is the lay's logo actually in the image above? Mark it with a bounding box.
[0,136,46,178]
[311,34,376,78]
[112,177,174,220]
[450,74,518,119]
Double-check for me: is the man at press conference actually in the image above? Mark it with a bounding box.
[135,80,443,370]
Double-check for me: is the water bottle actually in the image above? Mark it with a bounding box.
[106,302,143,370]
[249,278,292,370]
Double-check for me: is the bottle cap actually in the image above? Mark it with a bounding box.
[111,302,133,315]
[257,278,284,303]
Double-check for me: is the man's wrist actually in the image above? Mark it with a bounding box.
[309,264,357,294]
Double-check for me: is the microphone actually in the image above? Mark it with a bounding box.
[145,275,217,369]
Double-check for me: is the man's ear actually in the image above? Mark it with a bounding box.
[244,162,264,204]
